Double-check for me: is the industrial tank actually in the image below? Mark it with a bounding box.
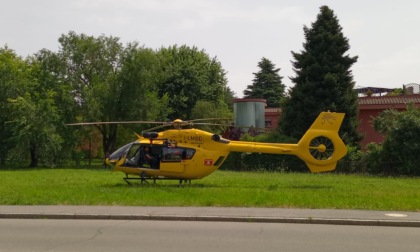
[233,98,266,132]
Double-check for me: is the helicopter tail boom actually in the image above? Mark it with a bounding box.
[227,111,347,173]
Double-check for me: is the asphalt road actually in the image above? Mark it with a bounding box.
[1,205,420,227]
[1,219,419,252]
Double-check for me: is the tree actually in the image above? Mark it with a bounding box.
[7,91,63,167]
[35,49,80,161]
[58,32,167,156]
[280,6,360,145]
[243,57,285,107]
[223,85,236,110]
[57,32,123,157]
[1,47,78,167]
[0,47,28,165]
[115,42,171,137]
[6,55,64,167]
[190,100,233,133]
[191,100,232,120]
[157,45,230,120]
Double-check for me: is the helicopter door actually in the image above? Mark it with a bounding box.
[160,147,187,173]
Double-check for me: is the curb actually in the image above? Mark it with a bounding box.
[1,213,419,228]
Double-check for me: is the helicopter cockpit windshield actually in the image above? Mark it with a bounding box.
[108,142,135,161]
[123,144,162,169]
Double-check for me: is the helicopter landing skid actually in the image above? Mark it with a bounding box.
[123,174,191,187]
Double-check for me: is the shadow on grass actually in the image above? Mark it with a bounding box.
[0,165,111,171]
[103,181,223,189]
[289,185,333,190]
[0,158,110,170]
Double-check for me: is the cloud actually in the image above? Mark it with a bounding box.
[2,0,420,95]
[353,45,420,87]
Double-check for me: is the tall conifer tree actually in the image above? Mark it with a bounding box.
[280,6,360,145]
[243,57,285,107]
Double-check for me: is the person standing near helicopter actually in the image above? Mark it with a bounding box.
[143,146,158,168]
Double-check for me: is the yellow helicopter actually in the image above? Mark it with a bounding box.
[86,111,347,185]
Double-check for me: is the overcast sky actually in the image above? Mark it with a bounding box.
[1,0,419,97]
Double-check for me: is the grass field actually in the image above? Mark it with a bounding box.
[0,167,419,211]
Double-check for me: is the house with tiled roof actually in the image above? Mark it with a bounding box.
[232,84,420,149]
[358,94,420,149]
[264,107,281,129]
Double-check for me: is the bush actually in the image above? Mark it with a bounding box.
[380,109,420,175]
[368,104,420,176]
[336,145,364,173]
[362,143,384,174]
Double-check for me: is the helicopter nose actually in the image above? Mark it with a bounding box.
[105,158,112,165]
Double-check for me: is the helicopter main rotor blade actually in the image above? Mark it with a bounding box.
[142,122,174,132]
[186,118,232,123]
[66,121,164,126]
[67,118,234,134]
[142,122,231,132]
[192,122,230,127]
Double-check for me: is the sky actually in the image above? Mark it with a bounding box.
[1,0,419,97]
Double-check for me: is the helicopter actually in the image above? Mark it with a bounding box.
[71,111,347,185]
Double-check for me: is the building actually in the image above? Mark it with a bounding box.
[264,107,281,130]
[232,84,420,149]
[358,94,420,149]
[233,98,266,132]
[232,98,281,132]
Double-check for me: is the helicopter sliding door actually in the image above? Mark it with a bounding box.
[159,146,195,173]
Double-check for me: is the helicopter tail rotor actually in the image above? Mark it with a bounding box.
[295,112,347,172]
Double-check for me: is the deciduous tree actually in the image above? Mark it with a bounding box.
[0,47,28,165]
[58,32,167,156]
[7,55,64,167]
[157,45,230,120]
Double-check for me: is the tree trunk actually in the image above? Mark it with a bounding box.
[29,142,38,167]
[102,124,117,160]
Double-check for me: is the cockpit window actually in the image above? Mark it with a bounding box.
[109,142,135,161]
[162,147,195,162]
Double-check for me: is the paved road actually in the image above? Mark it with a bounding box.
[1,206,419,251]
[1,218,419,252]
[1,205,419,227]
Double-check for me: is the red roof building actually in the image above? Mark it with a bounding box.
[264,108,281,130]
[236,84,420,150]
[358,94,420,149]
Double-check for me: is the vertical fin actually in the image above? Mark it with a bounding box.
[296,112,347,173]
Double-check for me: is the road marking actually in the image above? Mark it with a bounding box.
[385,213,408,218]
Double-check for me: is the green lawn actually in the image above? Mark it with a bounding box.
[0,168,419,211]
